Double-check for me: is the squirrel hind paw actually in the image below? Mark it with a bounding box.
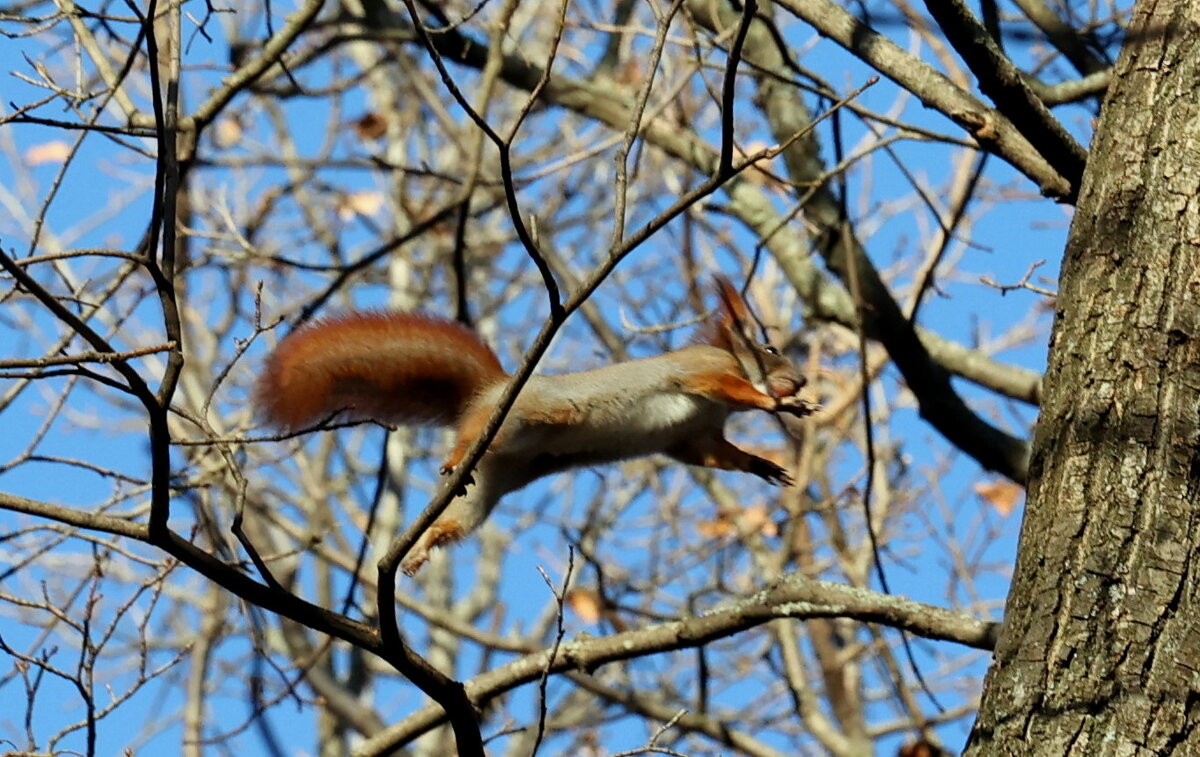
[751,457,794,487]
[438,465,475,497]
[400,550,429,576]
[400,519,468,575]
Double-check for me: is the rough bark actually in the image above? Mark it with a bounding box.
[967,0,1200,752]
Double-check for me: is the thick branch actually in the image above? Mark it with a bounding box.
[1008,0,1109,77]
[771,0,1074,199]
[920,0,1087,194]
[0,492,379,650]
[353,573,997,755]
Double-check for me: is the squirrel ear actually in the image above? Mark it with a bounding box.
[712,275,757,341]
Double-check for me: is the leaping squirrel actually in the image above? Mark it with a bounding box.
[256,277,814,574]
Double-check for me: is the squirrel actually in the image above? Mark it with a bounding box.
[256,277,814,574]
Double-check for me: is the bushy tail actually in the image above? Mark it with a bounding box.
[256,312,508,431]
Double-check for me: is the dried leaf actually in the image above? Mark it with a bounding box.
[214,117,243,148]
[740,505,778,537]
[735,140,784,193]
[974,479,1022,516]
[565,589,602,624]
[615,59,643,85]
[698,505,779,538]
[337,190,384,220]
[353,112,388,141]
[696,515,736,538]
[25,140,70,165]
[898,739,948,757]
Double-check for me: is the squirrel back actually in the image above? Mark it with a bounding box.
[256,280,812,574]
[256,312,507,431]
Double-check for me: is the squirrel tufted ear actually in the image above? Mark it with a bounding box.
[712,275,757,341]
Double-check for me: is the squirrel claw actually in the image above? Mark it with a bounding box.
[751,458,794,487]
[400,551,428,576]
[776,395,817,417]
[439,465,474,496]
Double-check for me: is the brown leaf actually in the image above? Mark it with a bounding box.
[698,505,779,539]
[337,191,384,220]
[214,117,243,148]
[974,479,1023,516]
[615,59,643,85]
[25,140,70,165]
[740,505,778,537]
[565,589,602,624]
[353,112,388,141]
[898,739,948,757]
[696,515,736,538]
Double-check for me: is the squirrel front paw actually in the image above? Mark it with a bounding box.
[775,394,817,417]
[400,549,429,576]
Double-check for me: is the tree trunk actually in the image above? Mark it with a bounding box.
[967,1,1200,752]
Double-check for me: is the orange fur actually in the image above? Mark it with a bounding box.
[697,275,752,352]
[677,372,778,411]
[256,312,507,431]
[401,518,467,575]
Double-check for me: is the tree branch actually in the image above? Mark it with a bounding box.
[354,572,998,755]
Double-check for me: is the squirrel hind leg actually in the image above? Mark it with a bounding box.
[400,517,469,575]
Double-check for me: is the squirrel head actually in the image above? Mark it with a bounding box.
[705,275,805,398]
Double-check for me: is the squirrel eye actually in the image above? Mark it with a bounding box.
[761,344,780,355]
